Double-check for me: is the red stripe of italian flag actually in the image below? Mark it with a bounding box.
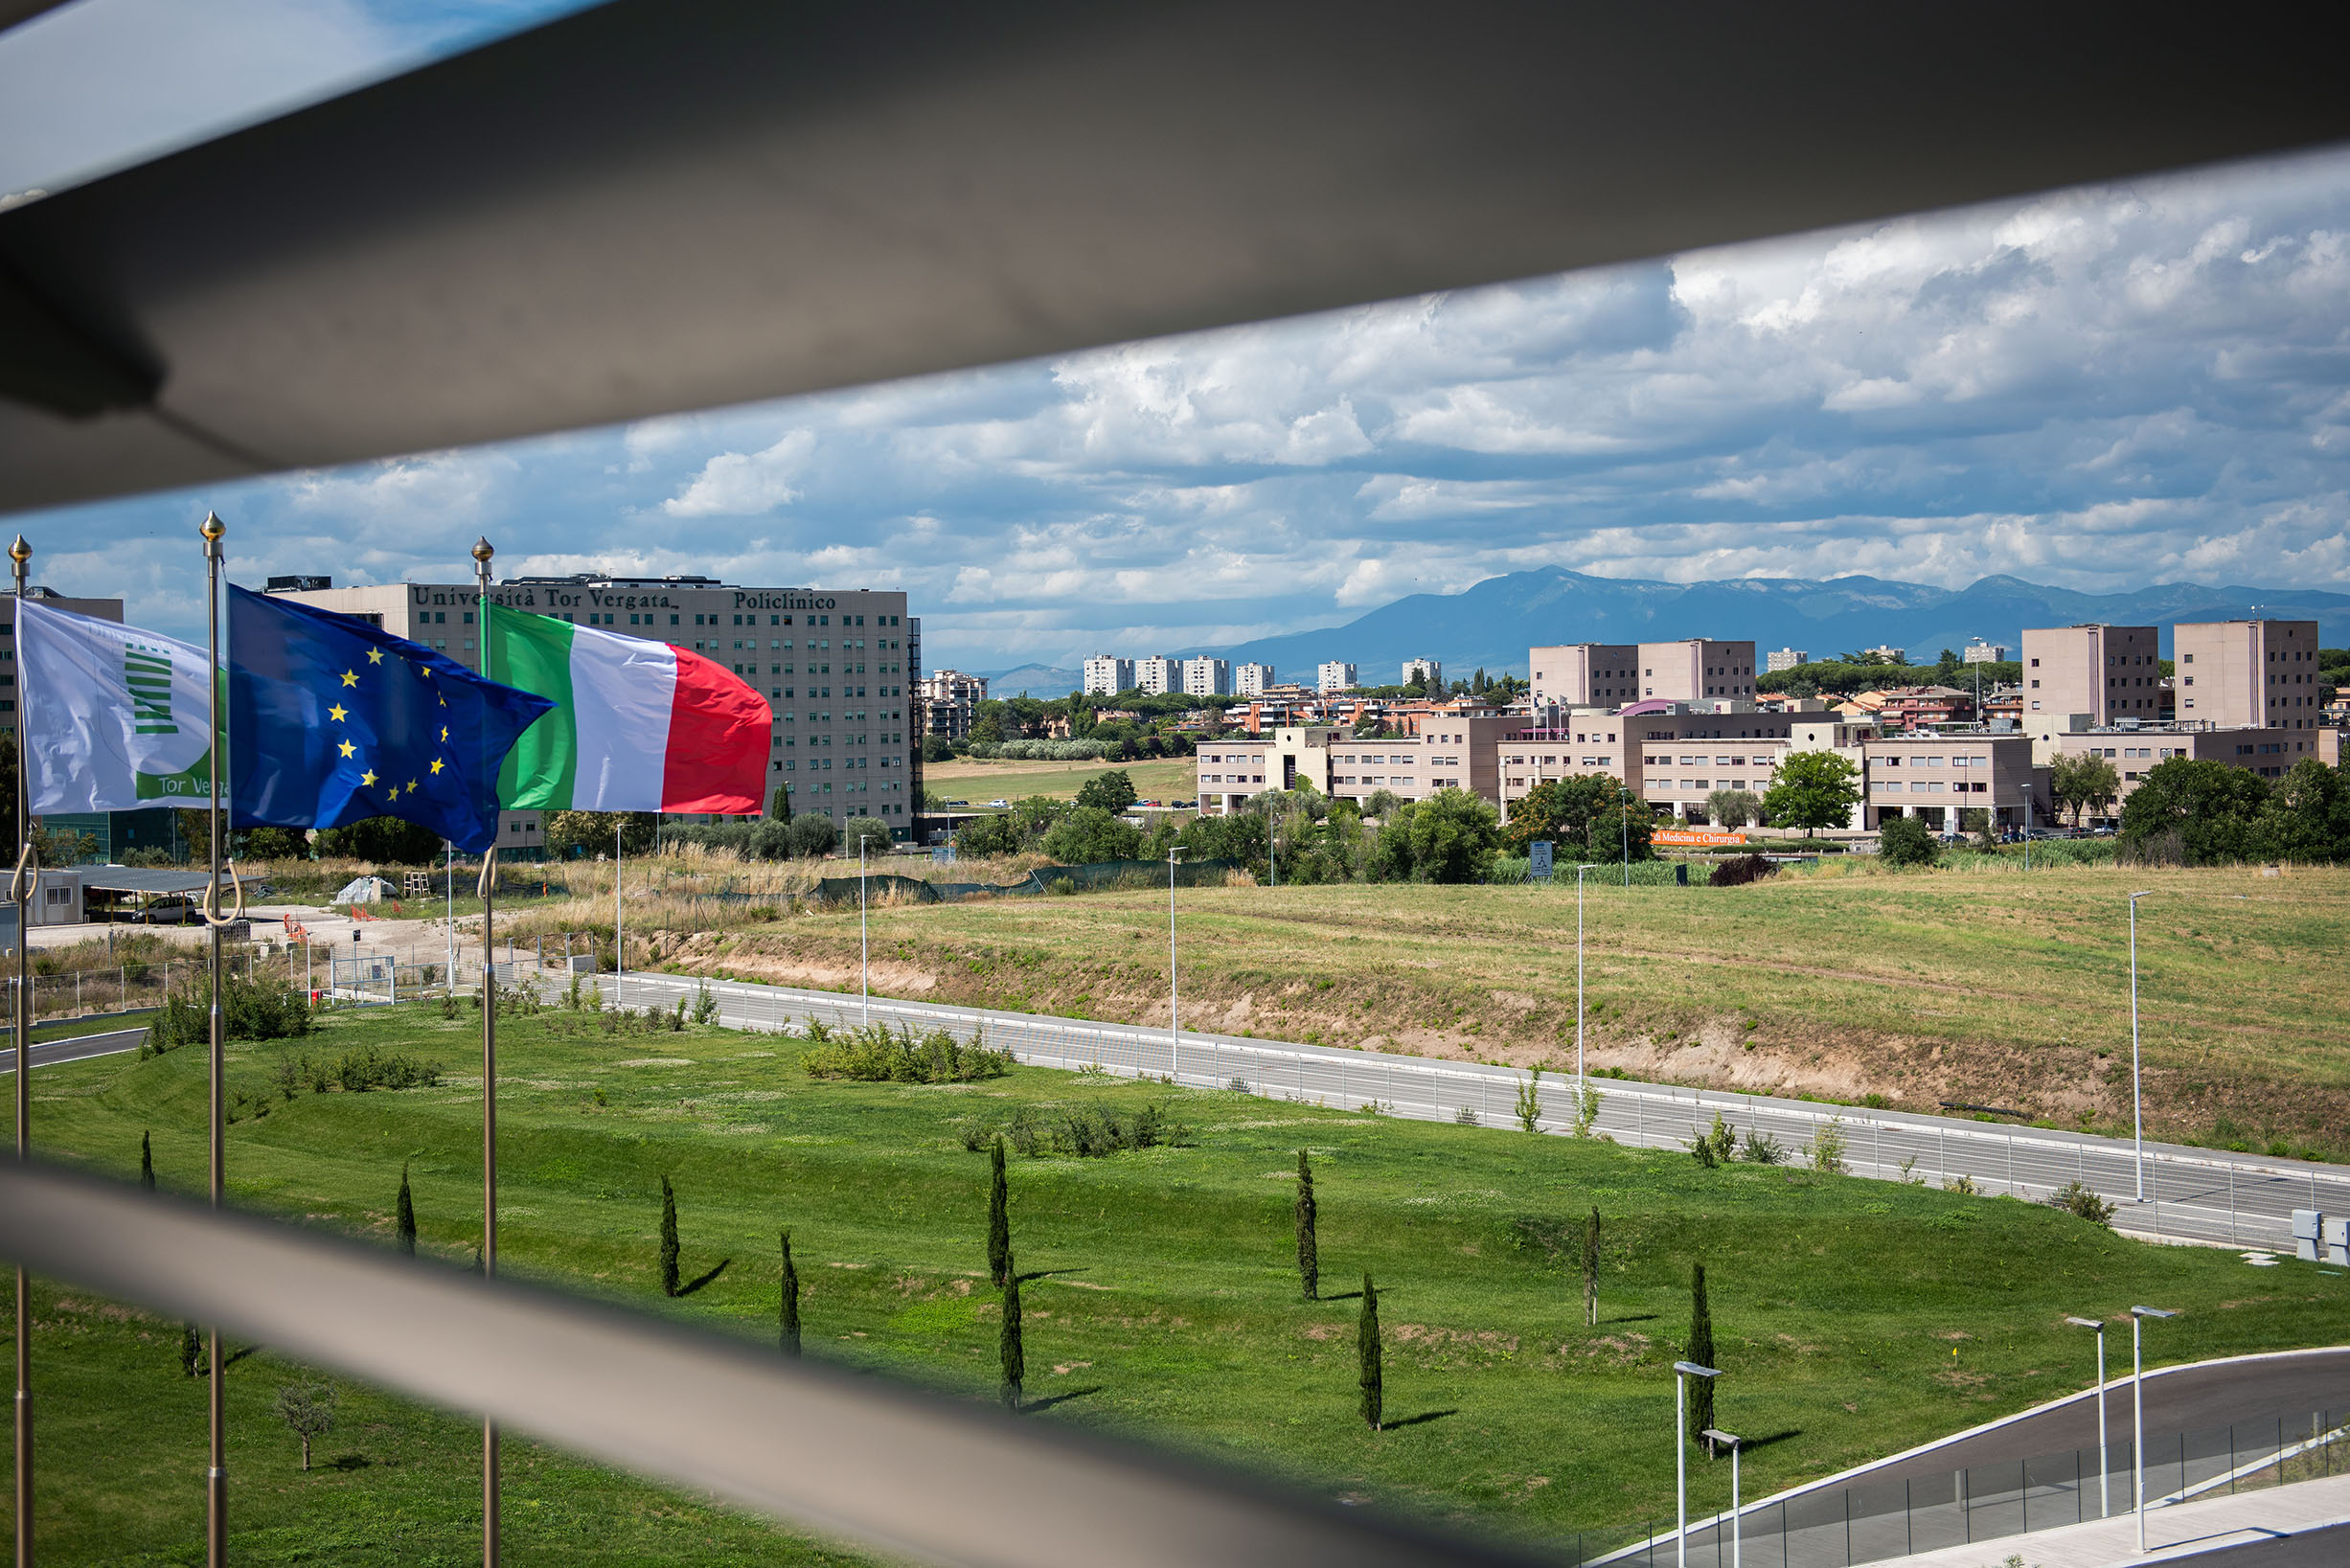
[488,604,769,814]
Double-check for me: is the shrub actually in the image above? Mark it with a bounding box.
[1000,1244,1025,1410]
[996,1102,1190,1158]
[1946,1173,1980,1195]
[1708,853,1780,888]
[2043,1180,2116,1228]
[1358,1274,1382,1431]
[396,1164,417,1256]
[1808,1117,1848,1175]
[1738,1128,1789,1166]
[801,1021,1015,1083]
[1570,1079,1604,1139]
[146,971,315,1055]
[691,980,719,1025]
[779,1229,802,1355]
[1879,816,1939,868]
[987,1138,1011,1288]
[1688,1111,1737,1167]
[1515,1066,1543,1132]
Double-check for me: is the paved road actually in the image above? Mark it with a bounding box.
[0,1027,148,1074]
[584,969,2350,1251]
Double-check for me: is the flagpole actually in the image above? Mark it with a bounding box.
[11,533,39,1568]
[472,538,500,1568]
[199,511,229,1568]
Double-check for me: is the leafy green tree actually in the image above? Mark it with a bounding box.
[1878,815,1938,868]
[1041,806,1143,864]
[1704,788,1761,829]
[842,815,894,854]
[1358,1274,1383,1431]
[397,1163,417,1256]
[314,815,444,864]
[768,786,792,824]
[1586,800,1655,863]
[1074,769,1139,814]
[787,814,840,859]
[238,826,310,861]
[1762,750,1860,835]
[780,1229,802,1355]
[1686,1263,1717,1446]
[1935,648,1962,684]
[999,1247,1025,1410]
[659,1175,681,1297]
[921,733,955,763]
[1295,1150,1318,1302]
[2118,757,2270,864]
[956,812,1024,858]
[273,1383,337,1471]
[1503,774,1617,853]
[2251,759,2350,863]
[988,1137,1012,1287]
[2050,752,2121,827]
[545,809,657,858]
[1404,788,1502,883]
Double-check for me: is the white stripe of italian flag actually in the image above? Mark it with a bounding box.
[486,604,770,813]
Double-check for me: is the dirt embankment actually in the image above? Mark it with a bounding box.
[642,928,2345,1160]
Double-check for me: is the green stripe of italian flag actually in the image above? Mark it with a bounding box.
[487,603,770,813]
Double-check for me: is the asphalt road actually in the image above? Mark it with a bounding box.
[0,1027,148,1074]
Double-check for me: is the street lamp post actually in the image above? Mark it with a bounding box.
[1701,1429,1743,1568]
[1167,847,1187,1083]
[2128,891,2153,1201]
[858,834,874,1027]
[1574,863,1601,1087]
[2131,1306,2179,1553]
[2066,1316,2110,1517]
[1673,1359,1721,1568]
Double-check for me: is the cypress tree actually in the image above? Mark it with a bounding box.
[779,1229,802,1355]
[397,1163,417,1256]
[987,1136,1011,1288]
[659,1175,681,1298]
[1687,1261,1716,1447]
[140,1130,155,1190]
[1294,1149,1318,1302]
[1583,1207,1600,1329]
[999,1246,1024,1410]
[1358,1273,1382,1430]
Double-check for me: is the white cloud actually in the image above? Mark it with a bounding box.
[662,430,815,517]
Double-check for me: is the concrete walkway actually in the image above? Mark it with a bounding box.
[1867,1472,2350,1567]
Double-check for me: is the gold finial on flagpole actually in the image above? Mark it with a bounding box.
[472,535,493,563]
[8,534,29,564]
[200,511,226,544]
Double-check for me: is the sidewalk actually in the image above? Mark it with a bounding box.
[1867,1472,2350,1567]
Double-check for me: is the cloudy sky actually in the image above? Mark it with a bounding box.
[7,1,2350,675]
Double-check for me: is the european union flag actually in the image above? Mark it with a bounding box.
[229,585,553,852]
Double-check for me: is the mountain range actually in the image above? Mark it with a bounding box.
[973,568,2350,695]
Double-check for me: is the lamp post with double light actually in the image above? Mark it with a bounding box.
[2128,890,2152,1200]
[1574,863,1601,1087]
[1167,847,1186,1083]
[1673,1359,1720,1568]
[1701,1429,1744,1568]
[2132,1306,2179,1552]
[858,833,874,1027]
[2066,1315,2110,1517]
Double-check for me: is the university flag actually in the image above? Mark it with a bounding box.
[14,597,219,809]
[484,602,768,814]
[228,585,553,852]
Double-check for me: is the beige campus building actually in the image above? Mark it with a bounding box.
[266,573,919,839]
[2174,619,2326,730]
[2019,624,2160,727]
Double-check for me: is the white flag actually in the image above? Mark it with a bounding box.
[16,597,218,811]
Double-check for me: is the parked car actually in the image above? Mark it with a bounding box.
[139,896,196,924]
[944,799,969,807]
[987,798,1010,808]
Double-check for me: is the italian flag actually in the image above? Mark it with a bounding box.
[486,603,769,814]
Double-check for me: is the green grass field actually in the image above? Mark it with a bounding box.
[923,755,1198,807]
[641,860,2350,1161]
[11,998,2346,1562]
